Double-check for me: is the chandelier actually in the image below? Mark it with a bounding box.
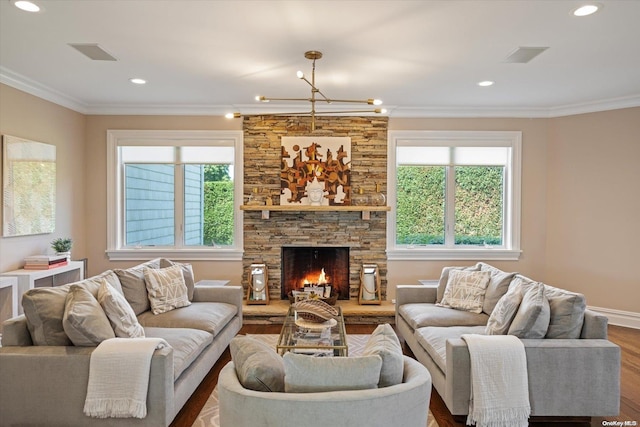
[226,50,385,131]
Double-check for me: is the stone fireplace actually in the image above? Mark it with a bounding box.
[242,115,388,301]
[281,246,350,300]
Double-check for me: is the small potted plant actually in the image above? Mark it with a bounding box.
[51,237,72,260]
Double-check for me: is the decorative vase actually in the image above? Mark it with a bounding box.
[352,187,369,206]
[371,182,386,206]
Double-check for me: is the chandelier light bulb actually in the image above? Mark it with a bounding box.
[573,4,600,16]
[225,113,234,119]
[296,71,305,79]
[373,99,383,106]
[14,1,40,12]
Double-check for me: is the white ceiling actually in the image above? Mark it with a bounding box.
[1,0,640,118]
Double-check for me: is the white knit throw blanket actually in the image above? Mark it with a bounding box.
[461,334,530,427]
[84,337,169,419]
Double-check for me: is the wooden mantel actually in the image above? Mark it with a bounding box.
[240,205,390,220]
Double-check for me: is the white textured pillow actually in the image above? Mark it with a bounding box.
[485,282,523,335]
[63,285,115,346]
[362,323,404,387]
[438,270,491,314]
[283,352,382,393]
[97,279,145,338]
[144,265,191,315]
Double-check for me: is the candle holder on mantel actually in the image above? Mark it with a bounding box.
[359,264,381,305]
[247,263,269,305]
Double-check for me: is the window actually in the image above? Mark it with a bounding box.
[107,130,243,260]
[387,131,521,260]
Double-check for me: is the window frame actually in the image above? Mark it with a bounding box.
[387,130,522,260]
[106,130,243,261]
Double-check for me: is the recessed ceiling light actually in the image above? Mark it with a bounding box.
[129,78,146,85]
[478,81,494,87]
[573,4,601,17]
[13,1,40,12]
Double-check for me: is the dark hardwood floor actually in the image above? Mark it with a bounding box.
[170,324,640,427]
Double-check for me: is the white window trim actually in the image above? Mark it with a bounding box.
[106,130,243,261]
[387,130,522,261]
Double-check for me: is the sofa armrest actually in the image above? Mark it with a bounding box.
[581,309,608,339]
[193,285,243,312]
[0,345,175,426]
[396,284,437,307]
[0,314,33,346]
[445,337,621,416]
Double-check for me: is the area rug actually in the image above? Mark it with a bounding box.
[193,334,438,427]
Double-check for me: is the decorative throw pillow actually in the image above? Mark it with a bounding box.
[437,270,491,314]
[508,281,551,339]
[485,282,523,335]
[160,258,195,301]
[283,352,382,393]
[22,286,74,346]
[230,336,285,392]
[144,264,191,315]
[63,285,115,346]
[542,284,587,339]
[97,279,145,338]
[114,259,161,315]
[362,323,404,387]
[436,264,480,303]
[477,262,517,315]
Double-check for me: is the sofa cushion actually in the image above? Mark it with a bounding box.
[230,335,285,392]
[508,282,550,339]
[144,264,191,315]
[477,262,517,315]
[283,352,382,393]
[485,283,523,335]
[438,270,491,314]
[137,302,237,337]
[160,258,195,301]
[399,303,489,329]
[415,325,487,373]
[63,285,115,346]
[21,271,121,346]
[362,323,403,387]
[114,259,161,315]
[144,327,213,380]
[436,264,480,303]
[543,284,586,339]
[97,279,145,338]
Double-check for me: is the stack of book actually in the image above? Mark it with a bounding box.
[24,255,68,270]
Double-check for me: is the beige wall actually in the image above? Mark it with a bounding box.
[386,118,549,299]
[0,84,85,272]
[83,115,243,283]
[545,108,640,313]
[3,84,639,315]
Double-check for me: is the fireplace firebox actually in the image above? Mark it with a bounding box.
[281,247,350,300]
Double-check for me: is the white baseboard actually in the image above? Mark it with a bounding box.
[588,306,640,330]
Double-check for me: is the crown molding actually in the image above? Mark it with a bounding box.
[2,67,639,118]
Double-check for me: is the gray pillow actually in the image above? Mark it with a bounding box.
[436,264,480,303]
[230,336,284,392]
[63,285,115,346]
[97,279,145,338]
[477,262,517,315]
[543,284,586,339]
[283,352,382,393]
[114,258,161,315]
[22,286,74,346]
[485,282,523,335]
[362,323,404,387]
[160,258,195,301]
[508,281,550,339]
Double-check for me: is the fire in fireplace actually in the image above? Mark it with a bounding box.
[281,246,350,300]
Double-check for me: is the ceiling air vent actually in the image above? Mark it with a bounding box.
[68,43,117,61]
[503,46,549,64]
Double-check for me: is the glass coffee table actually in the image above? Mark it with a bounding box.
[277,305,348,357]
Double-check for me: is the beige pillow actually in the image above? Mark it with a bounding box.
[543,284,586,339]
[230,336,284,392]
[508,281,551,339]
[362,323,404,387]
[114,258,162,315]
[144,264,191,315]
[485,282,523,335]
[437,270,491,314]
[97,279,145,338]
[62,285,115,346]
[477,262,517,315]
[22,286,74,346]
[160,259,195,301]
[436,264,480,303]
[283,352,382,393]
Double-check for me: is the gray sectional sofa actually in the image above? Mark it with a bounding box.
[0,258,243,427]
[396,262,621,419]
